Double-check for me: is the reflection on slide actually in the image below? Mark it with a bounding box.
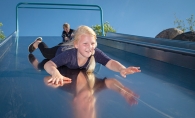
[44,66,139,118]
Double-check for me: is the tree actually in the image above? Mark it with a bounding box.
[174,14,195,32]
[0,22,5,40]
[91,21,116,36]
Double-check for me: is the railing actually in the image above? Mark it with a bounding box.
[0,31,16,60]
[97,36,195,70]
[16,2,105,36]
[98,36,195,56]
[0,31,16,47]
[106,32,195,50]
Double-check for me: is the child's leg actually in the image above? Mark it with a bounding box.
[38,59,50,70]
[38,42,59,59]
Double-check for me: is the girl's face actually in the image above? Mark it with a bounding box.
[75,34,97,58]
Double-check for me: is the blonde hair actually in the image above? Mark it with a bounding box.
[74,25,97,73]
[63,23,70,29]
[61,25,97,73]
[73,25,96,46]
[86,72,95,93]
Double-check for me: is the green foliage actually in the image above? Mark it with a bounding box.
[0,22,5,40]
[186,15,195,31]
[91,22,116,36]
[174,14,195,32]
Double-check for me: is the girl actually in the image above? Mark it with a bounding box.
[28,25,141,85]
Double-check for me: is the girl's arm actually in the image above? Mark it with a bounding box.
[44,60,71,85]
[105,59,141,78]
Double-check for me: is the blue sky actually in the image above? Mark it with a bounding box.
[0,0,195,38]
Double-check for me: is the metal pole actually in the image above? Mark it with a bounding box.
[16,2,105,36]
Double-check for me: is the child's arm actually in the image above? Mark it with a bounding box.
[105,59,141,78]
[44,60,72,85]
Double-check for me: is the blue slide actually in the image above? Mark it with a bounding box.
[0,32,195,118]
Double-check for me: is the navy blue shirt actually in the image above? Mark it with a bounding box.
[51,47,111,69]
[61,29,74,42]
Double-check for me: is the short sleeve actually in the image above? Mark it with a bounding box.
[51,49,78,68]
[94,48,111,66]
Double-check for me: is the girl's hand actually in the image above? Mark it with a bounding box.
[120,66,141,78]
[48,72,71,86]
